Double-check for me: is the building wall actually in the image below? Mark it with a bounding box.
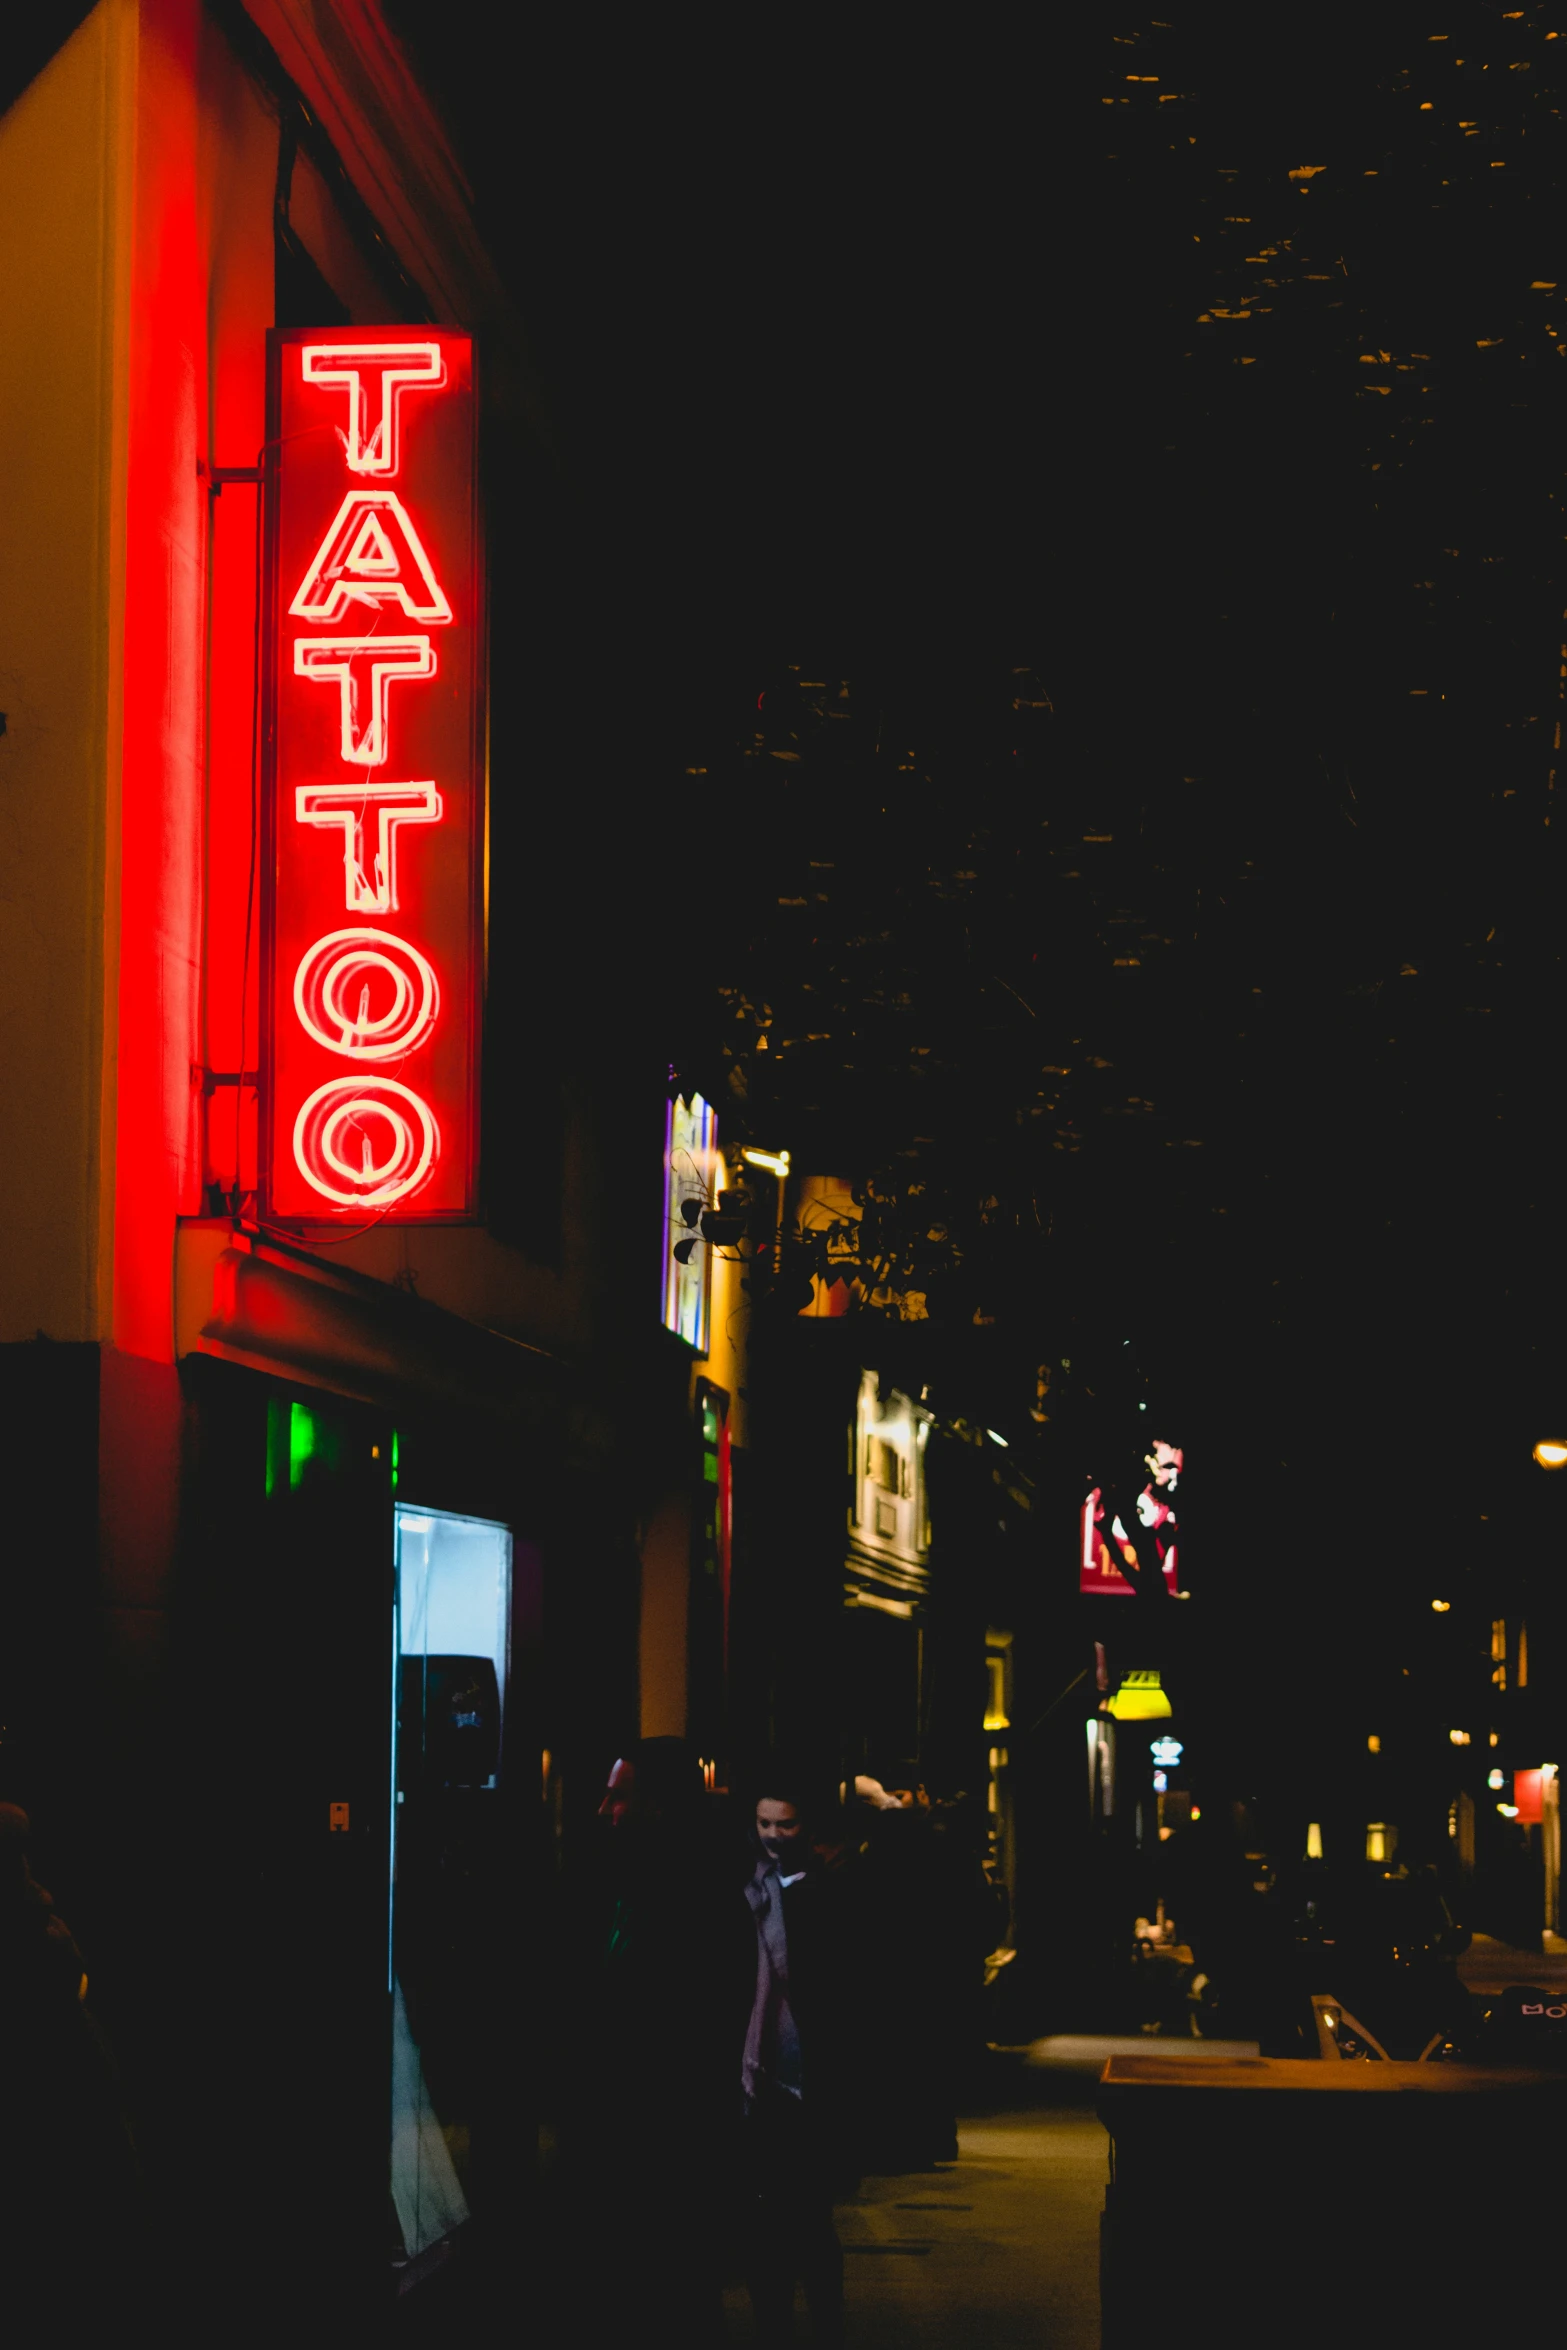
[635,1148,750,1748]
[0,6,128,1343]
[113,0,207,1362]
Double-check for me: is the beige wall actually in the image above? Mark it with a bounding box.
[0,9,130,1340]
[0,0,279,1352]
[702,1193,749,1452]
[636,1162,752,1740]
[638,1488,692,1737]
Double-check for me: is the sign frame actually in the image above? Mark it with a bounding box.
[260,326,485,1229]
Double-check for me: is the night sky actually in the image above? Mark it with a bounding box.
[392,3,1567,1779]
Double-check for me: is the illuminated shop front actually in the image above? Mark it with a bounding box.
[0,1,639,2318]
[843,1368,935,1772]
[641,1091,746,1773]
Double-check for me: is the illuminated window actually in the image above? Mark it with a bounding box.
[850,1370,931,1570]
[661,1095,719,1351]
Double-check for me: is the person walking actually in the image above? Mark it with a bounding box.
[859,1763,999,2168]
[740,1767,861,2347]
[567,1737,750,2347]
[0,1804,139,2320]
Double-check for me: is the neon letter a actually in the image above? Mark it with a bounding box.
[290,492,452,625]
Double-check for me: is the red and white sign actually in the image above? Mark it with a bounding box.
[263,330,482,1222]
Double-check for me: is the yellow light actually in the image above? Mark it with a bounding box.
[1497,1803,1520,1818]
[1106,1670,1173,1721]
[1306,1821,1324,1858]
[1534,1439,1567,1470]
[1367,1735,1381,1754]
[1449,1729,1471,1746]
[1431,1599,1451,1613]
[741,1147,792,1178]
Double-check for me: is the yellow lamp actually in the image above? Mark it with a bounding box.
[1534,1440,1567,1470]
[1106,1670,1173,1722]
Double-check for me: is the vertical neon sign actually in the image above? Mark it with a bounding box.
[263,330,481,1223]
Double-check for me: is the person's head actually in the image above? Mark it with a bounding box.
[598,1736,705,1832]
[756,1796,807,1867]
[1145,1438,1183,1492]
[752,1763,822,1868]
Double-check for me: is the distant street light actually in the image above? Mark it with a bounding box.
[1534,1439,1567,1470]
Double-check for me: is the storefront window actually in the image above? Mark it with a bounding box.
[390,1506,512,2268]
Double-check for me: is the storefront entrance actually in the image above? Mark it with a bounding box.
[390,1505,513,2276]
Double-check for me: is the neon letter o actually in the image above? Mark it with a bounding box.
[293,927,438,1059]
[293,1076,438,1207]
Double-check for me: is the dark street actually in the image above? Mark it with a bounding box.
[798,2046,1122,2350]
[6,3,1567,2339]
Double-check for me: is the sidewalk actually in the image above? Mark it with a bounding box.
[721,2036,1259,2348]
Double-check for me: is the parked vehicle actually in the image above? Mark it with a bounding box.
[1258,1864,1473,2059]
[1468,1982,1567,2069]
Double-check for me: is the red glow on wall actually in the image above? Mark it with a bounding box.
[114,2,204,1361]
[263,329,481,1224]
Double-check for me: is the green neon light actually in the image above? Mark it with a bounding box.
[289,1399,317,1491]
[391,1428,400,1490]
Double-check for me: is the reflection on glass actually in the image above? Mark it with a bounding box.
[391,1505,511,2268]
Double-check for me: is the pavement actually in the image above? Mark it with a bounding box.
[704,1946,1567,2347]
[720,2035,1261,2348]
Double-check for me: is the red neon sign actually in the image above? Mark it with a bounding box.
[264,330,481,1222]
